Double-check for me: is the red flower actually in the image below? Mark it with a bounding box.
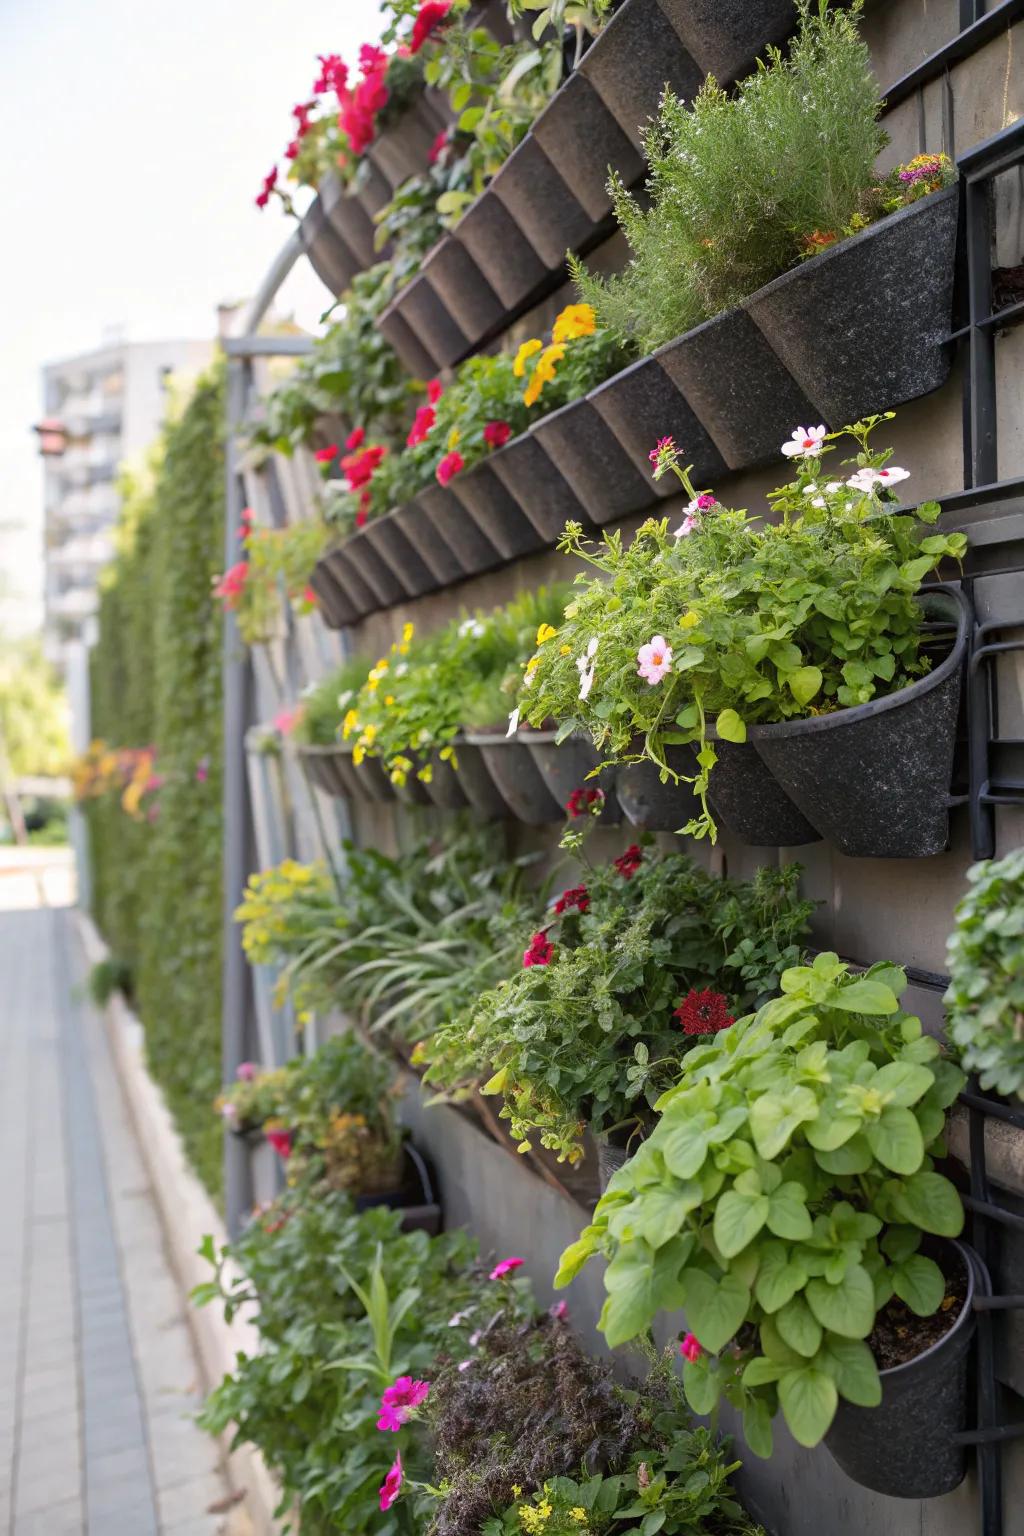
[314,53,348,95]
[214,561,249,607]
[355,508,369,529]
[429,129,449,164]
[436,450,464,486]
[346,426,366,451]
[613,844,643,880]
[314,444,338,464]
[265,1126,294,1159]
[674,989,735,1037]
[301,586,317,607]
[359,43,389,73]
[411,0,451,53]
[406,405,436,447]
[254,166,277,210]
[426,378,444,405]
[483,420,512,449]
[566,786,604,819]
[523,931,553,968]
[285,139,301,161]
[293,101,314,133]
[342,443,386,489]
[554,885,589,915]
[679,1332,702,1362]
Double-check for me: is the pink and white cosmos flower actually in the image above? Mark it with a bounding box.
[637,635,673,685]
[781,425,827,458]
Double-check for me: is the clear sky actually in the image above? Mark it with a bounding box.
[0,0,381,636]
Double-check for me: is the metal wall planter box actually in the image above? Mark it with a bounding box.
[490,134,595,272]
[417,483,503,580]
[448,462,546,562]
[464,733,565,823]
[457,192,548,312]
[319,171,380,270]
[393,274,469,372]
[423,750,470,811]
[368,91,446,191]
[377,308,437,381]
[338,529,408,611]
[616,741,817,844]
[748,589,969,858]
[321,547,379,623]
[309,562,362,628]
[824,1240,976,1499]
[743,186,960,427]
[451,738,510,820]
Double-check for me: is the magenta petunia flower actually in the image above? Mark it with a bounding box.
[489,1256,525,1280]
[379,1451,403,1511]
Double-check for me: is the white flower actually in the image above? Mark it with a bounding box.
[575,637,598,702]
[458,618,485,638]
[506,707,520,737]
[781,425,827,458]
[848,465,911,494]
[394,662,408,677]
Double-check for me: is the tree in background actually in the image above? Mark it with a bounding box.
[0,639,70,778]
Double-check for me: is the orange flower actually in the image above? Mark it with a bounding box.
[552,302,596,344]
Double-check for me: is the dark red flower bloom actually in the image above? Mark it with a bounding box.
[566,786,604,819]
[266,1126,294,1159]
[355,508,369,529]
[483,420,512,449]
[436,450,464,486]
[613,844,643,880]
[342,443,386,489]
[674,989,735,1036]
[554,885,589,915]
[314,444,338,464]
[255,166,278,209]
[411,0,451,53]
[285,139,301,161]
[426,378,444,405]
[346,426,366,451]
[523,931,553,968]
[406,405,436,447]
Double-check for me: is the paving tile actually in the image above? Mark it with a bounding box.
[11,1494,85,1536]
[13,1454,82,1515]
[157,1470,232,1527]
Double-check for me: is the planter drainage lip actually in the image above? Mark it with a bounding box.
[824,1238,976,1500]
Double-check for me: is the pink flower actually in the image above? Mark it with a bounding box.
[285,139,300,160]
[406,405,436,447]
[673,513,698,538]
[379,1451,403,1512]
[490,1256,525,1281]
[377,1376,430,1431]
[214,561,248,607]
[342,443,386,489]
[314,53,348,95]
[254,166,277,210]
[679,1332,702,1362]
[195,757,209,783]
[549,1300,568,1320]
[314,444,338,464]
[236,1062,257,1081]
[411,0,451,52]
[426,378,444,405]
[274,705,303,736]
[781,425,827,459]
[436,450,464,486]
[483,420,511,449]
[648,434,675,465]
[265,1126,293,1160]
[429,129,449,164]
[637,635,673,685]
[523,932,553,968]
[345,426,366,451]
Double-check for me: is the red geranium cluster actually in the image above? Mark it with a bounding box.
[613,844,643,880]
[523,931,553,968]
[565,786,604,818]
[339,45,391,157]
[436,450,464,486]
[483,420,512,449]
[407,405,436,447]
[411,0,452,53]
[214,561,249,608]
[554,885,589,915]
[673,989,735,1036]
[255,166,278,210]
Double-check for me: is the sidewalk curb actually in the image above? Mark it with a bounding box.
[75,909,283,1536]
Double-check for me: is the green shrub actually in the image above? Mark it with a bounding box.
[86,955,134,1007]
[571,1,886,355]
[87,367,225,1197]
[945,848,1024,1098]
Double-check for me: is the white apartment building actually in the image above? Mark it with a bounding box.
[38,337,213,666]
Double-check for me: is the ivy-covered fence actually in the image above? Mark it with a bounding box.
[87,366,226,1197]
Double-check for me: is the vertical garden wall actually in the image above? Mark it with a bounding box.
[87,367,225,1196]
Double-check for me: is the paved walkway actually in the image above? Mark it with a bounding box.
[0,890,240,1535]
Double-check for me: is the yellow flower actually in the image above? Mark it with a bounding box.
[352,743,366,766]
[366,677,379,693]
[523,343,565,407]
[361,723,377,745]
[402,622,415,645]
[570,1509,588,1525]
[447,426,461,451]
[384,694,395,706]
[513,338,543,377]
[418,763,434,784]
[536,623,557,646]
[680,610,700,629]
[552,302,596,343]
[511,1486,523,1499]
[560,644,571,655]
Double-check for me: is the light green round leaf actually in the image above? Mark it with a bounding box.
[742,1355,786,1388]
[872,1061,936,1107]
[893,1171,965,1237]
[682,1269,750,1355]
[766,1181,813,1241]
[661,1117,712,1180]
[892,1253,946,1316]
[830,978,899,1015]
[789,666,823,705]
[865,1106,925,1175]
[755,1242,808,1313]
[806,1111,862,1152]
[713,1189,770,1258]
[813,1134,873,1175]
[778,1367,839,1447]
[715,708,747,743]
[743,1395,775,1459]
[776,1295,823,1358]
[824,1336,882,1408]
[750,1087,819,1160]
[632,1188,697,1249]
[683,1356,720,1416]
[806,1265,876,1339]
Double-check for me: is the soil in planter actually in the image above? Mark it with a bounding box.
[868,1251,967,1370]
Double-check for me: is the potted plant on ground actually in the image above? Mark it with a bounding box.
[554,953,970,1498]
[423,844,813,1172]
[517,416,969,855]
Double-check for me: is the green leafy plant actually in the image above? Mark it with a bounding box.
[297,656,373,747]
[86,954,134,1007]
[519,417,967,841]
[945,848,1024,1099]
[555,954,966,1456]
[425,848,812,1162]
[214,515,327,648]
[570,1,940,355]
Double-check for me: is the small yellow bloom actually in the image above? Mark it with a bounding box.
[536,623,557,645]
[680,610,700,629]
[523,343,565,407]
[366,677,379,693]
[390,766,407,786]
[552,302,596,343]
[384,694,395,706]
[402,621,415,645]
[342,708,360,739]
[352,743,366,766]
[570,1509,588,1525]
[375,656,389,671]
[511,1486,522,1499]
[361,723,377,745]
[560,644,571,655]
[447,426,461,451]
[513,338,543,377]
[418,763,434,784]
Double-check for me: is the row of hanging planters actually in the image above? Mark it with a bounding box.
[312,182,959,623]
[231,821,986,1504]
[294,414,975,858]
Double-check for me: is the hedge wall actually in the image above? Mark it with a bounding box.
[88,366,226,1198]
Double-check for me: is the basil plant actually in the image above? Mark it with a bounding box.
[555,955,965,1456]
